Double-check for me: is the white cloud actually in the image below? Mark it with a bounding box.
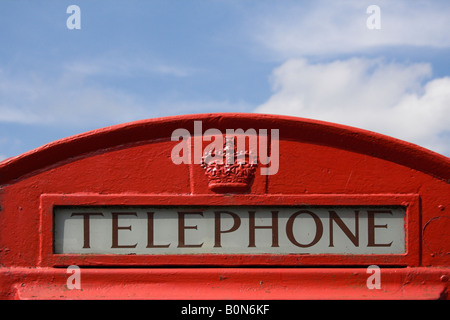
[250,1,450,156]
[255,58,450,156]
[0,63,248,128]
[250,0,450,58]
[63,54,195,78]
[0,66,152,127]
[0,51,199,128]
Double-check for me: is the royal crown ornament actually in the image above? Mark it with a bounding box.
[201,136,258,193]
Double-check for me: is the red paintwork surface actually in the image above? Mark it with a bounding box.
[1,267,448,300]
[0,113,449,299]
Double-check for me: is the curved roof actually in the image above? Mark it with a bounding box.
[0,113,449,185]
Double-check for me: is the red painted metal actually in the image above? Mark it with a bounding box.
[0,113,449,299]
[1,267,448,300]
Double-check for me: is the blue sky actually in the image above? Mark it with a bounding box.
[1,0,449,160]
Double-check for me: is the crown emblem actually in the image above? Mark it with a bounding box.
[201,136,257,193]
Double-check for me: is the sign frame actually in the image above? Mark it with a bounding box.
[39,193,420,267]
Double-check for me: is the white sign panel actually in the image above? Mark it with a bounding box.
[54,206,406,255]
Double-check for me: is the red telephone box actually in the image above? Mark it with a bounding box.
[0,113,448,299]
